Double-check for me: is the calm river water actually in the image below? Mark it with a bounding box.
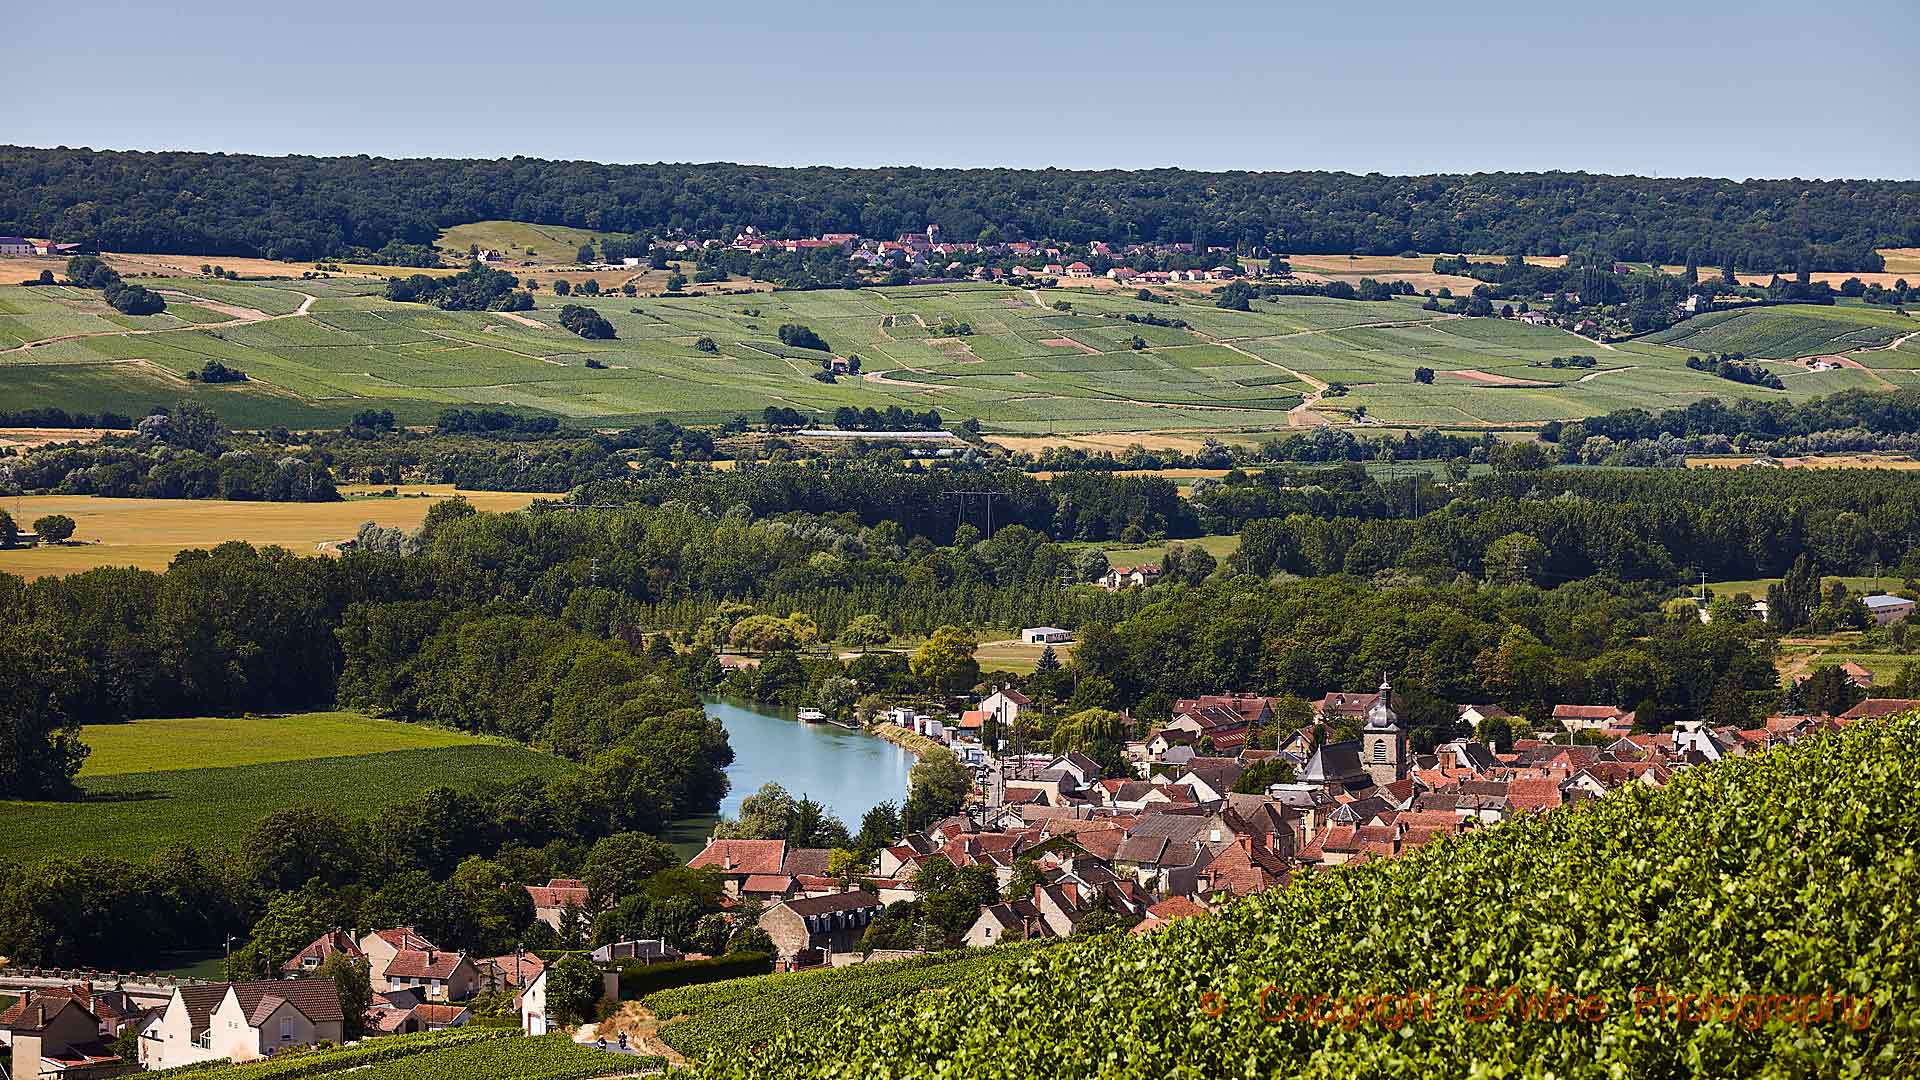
[666,698,914,855]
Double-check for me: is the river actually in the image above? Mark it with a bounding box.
[666,698,915,856]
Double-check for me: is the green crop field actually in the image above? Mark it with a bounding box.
[1645,303,1917,358]
[645,947,1039,1062]
[1,279,1900,435]
[0,732,570,861]
[76,711,507,776]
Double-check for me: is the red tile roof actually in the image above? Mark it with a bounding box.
[688,839,786,875]
[524,879,590,910]
[1506,779,1565,813]
[385,950,469,980]
[1839,698,1920,721]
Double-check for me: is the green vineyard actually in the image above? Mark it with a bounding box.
[693,712,1920,1079]
[645,946,1040,1061]
[147,1030,658,1080]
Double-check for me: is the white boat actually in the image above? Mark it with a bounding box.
[797,707,827,723]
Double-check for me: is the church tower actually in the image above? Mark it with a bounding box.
[1362,676,1406,788]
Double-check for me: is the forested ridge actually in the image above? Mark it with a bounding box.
[3,145,1914,270]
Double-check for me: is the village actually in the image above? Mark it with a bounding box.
[9,663,1898,1080]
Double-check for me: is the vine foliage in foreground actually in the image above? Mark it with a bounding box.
[699,713,1920,1079]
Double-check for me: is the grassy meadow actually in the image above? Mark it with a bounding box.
[4,262,1915,439]
[76,711,502,775]
[0,712,570,862]
[0,485,545,579]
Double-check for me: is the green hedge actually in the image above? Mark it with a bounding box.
[693,713,1920,1079]
[618,951,773,999]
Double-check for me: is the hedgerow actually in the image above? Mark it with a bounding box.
[697,713,1920,1078]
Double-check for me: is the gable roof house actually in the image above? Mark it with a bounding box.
[524,879,592,930]
[281,929,366,977]
[687,839,788,896]
[138,980,343,1070]
[2,993,124,1080]
[383,949,478,1002]
[758,890,884,964]
[1552,704,1635,735]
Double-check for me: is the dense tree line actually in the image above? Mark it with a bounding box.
[579,465,1198,545]
[384,263,530,311]
[3,405,338,501]
[4,146,1912,270]
[1210,465,1920,584]
[1068,575,1781,748]
[1560,387,1920,446]
[0,407,134,429]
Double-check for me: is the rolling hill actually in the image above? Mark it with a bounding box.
[7,273,1909,436]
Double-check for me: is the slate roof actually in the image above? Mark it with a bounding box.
[1300,739,1366,783]
[777,889,882,917]
[781,847,834,876]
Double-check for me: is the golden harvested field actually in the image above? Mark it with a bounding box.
[989,432,1226,454]
[0,250,462,283]
[0,427,112,450]
[1689,453,1920,470]
[1878,249,1920,275]
[0,485,547,579]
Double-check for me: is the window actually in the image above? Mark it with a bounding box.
[280,1018,293,1040]
[1372,741,1386,762]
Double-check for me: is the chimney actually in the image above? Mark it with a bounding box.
[724,852,733,870]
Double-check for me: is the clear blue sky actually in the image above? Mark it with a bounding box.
[9,0,1916,179]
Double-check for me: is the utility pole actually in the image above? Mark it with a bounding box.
[949,489,1007,538]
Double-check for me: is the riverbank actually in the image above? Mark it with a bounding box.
[864,721,941,758]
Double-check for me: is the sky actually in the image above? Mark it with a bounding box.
[8,0,1917,179]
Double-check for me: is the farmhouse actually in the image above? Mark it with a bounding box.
[525,878,591,928]
[979,687,1030,727]
[1022,626,1073,645]
[1553,704,1636,734]
[1102,565,1162,590]
[1863,594,1915,625]
[688,838,787,895]
[0,237,36,257]
[138,980,343,1070]
[1065,261,1093,278]
[758,890,885,963]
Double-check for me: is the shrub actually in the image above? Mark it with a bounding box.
[778,323,830,351]
[558,305,616,340]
